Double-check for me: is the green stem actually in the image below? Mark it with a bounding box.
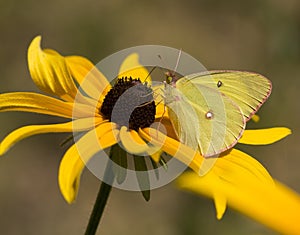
[84,159,114,235]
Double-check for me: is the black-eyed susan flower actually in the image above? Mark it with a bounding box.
[0,36,299,235]
[0,36,164,203]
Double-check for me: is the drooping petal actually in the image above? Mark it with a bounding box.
[139,128,202,173]
[118,53,151,84]
[0,117,103,155]
[177,171,300,234]
[176,148,300,234]
[0,92,96,118]
[149,149,163,163]
[140,127,277,184]
[213,192,227,220]
[215,149,274,185]
[59,122,119,203]
[223,149,273,184]
[238,127,291,145]
[119,126,158,154]
[66,56,111,105]
[28,36,78,101]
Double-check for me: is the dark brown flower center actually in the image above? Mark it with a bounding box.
[100,77,156,131]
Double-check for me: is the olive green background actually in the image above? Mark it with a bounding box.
[0,0,299,234]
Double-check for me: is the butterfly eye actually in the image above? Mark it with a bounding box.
[217,80,223,87]
[205,111,214,119]
[166,75,173,84]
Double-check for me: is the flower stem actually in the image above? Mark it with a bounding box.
[84,157,114,235]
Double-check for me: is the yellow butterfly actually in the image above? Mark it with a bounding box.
[163,70,271,157]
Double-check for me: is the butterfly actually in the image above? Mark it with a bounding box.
[162,70,272,157]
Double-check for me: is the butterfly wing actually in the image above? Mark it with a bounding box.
[166,79,245,157]
[185,71,272,121]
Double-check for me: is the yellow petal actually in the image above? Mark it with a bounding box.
[139,128,202,173]
[183,170,228,218]
[213,149,274,187]
[149,149,163,163]
[118,53,151,84]
[239,127,292,145]
[28,36,78,101]
[155,102,166,119]
[198,157,218,176]
[66,56,111,104]
[119,126,153,154]
[0,92,96,119]
[177,171,300,235]
[0,117,103,155]
[175,148,275,221]
[221,149,274,185]
[59,123,119,203]
[213,192,227,220]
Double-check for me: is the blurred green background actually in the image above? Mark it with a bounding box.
[0,0,299,234]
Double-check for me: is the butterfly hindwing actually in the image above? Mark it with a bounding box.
[166,78,245,157]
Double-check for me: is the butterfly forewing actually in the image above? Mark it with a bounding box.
[185,71,272,120]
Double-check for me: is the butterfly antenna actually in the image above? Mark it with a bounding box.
[158,49,182,82]
[174,48,182,73]
[144,66,157,83]
[157,54,168,71]
[156,54,174,83]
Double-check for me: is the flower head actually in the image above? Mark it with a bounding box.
[0,36,168,202]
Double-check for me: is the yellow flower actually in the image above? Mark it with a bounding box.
[174,128,300,234]
[0,36,298,234]
[0,36,160,203]
[141,126,299,234]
